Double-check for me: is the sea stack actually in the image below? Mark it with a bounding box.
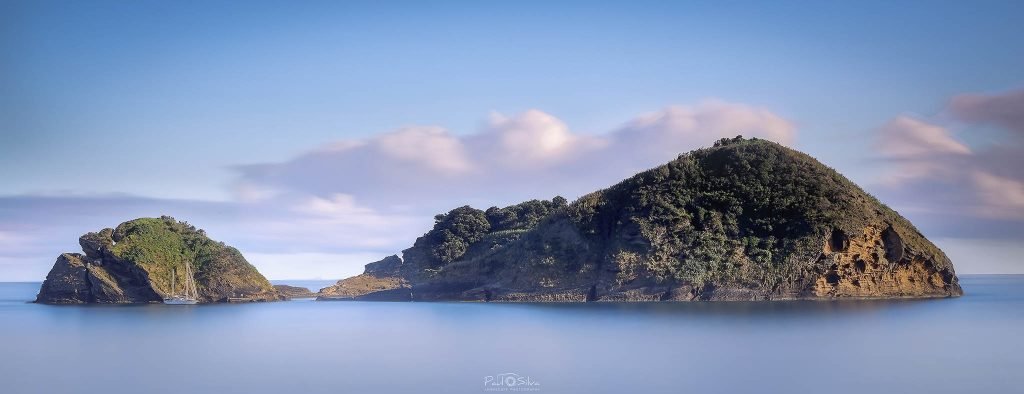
[320,137,962,302]
[36,216,281,304]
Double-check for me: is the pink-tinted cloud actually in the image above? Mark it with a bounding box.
[875,88,1024,227]
[624,101,795,143]
[0,193,427,280]
[234,100,796,212]
[970,171,1024,220]
[877,116,971,159]
[374,127,474,174]
[949,88,1024,134]
[2,100,798,280]
[467,110,606,169]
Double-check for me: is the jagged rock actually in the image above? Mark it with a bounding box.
[35,254,93,304]
[364,254,403,276]
[36,216,282,304]
[318,255,409,300]
[78,229,113,260]
[320,137,962,302]
[317,275,409,300]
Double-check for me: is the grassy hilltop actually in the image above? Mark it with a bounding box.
[37,216,279,304]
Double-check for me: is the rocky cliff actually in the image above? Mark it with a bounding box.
[318,255,409,300]
[36,216,281,304]
[319,137,962,302]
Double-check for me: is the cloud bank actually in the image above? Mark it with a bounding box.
[234,100,795,212]
[875,88,1024,235]
[1,100,796,280]
[0,194,425,281]
[7,91,1024,279]
[949,89,1024,133]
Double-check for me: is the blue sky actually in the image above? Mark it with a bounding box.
[2,0,1023,280]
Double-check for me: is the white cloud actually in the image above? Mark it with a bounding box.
[935,238,1024,274]
[608,101,795,163]
[622,100,795,146]
[235,100,796,213]
[292,193,376,218]
[0,194,424,273]
[874,88,1024,233]
[246,252,386,280]
[469,110,605,169]
[218,198,423,252]
[970,171,1024,220]
[0,231,18,245]
[877,116,971,159]
[874,116,971,185]
[232,181,283,202]
[1,100,801,280]
[375,126,473,174]
[228,101,797,258]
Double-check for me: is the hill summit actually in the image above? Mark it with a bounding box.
[320,137,962,301]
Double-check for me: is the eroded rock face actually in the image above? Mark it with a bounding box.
[814,226,959,298]
[36,217,281,304]
[36,250,166,304]
[78,229,113,259]
[36,254,95,304]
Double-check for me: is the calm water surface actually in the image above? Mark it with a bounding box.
[1,275,1021,394]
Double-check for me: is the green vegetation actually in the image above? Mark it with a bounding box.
[486,198,566,232]
[410,198,568,269]
[400,137,949,296]
[424,206,490,265]
[564,136,897,288]
[108,216,272,297]
[36,216,280,304]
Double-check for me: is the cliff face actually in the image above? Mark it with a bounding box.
[812,225,958,298]
[36,217,281,304]
[318,255,409,300]
[320,137,962,302]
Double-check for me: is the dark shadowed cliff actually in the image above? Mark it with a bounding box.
[36,216,281,304]
[320,137,962,302]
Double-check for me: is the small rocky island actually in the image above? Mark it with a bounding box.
[273,284,318,299]
[320,137,962,302]
[36,216,281,304]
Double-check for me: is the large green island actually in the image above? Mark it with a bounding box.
[319,137,962,301]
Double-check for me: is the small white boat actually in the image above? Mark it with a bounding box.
[163,295,198,305]
[164,261,199,305]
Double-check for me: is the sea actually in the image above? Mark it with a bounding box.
[1,276,1021,394]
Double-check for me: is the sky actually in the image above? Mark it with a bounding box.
[1,0,1023,280]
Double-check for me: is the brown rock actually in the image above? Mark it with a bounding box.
[36,217,281,304]
[273,285,317,299]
